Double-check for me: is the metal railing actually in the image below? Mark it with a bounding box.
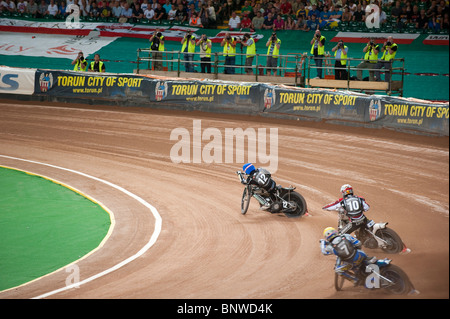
[136,49,308,85]
[136,49,405,95]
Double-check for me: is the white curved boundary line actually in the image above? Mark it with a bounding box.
[0,155,162,299]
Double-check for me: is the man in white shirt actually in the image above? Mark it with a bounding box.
[47,0,59,16]
[228,11,241,30]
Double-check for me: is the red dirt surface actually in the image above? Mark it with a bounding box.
[0,100,448,299]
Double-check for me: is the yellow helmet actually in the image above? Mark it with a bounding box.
[323,227,338,241]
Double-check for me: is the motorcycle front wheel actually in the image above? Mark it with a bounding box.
[241,185,251,215]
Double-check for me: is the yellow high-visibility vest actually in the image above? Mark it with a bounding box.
[267,38,281,57]
[310,36,326,55]
[223,37,236,57]
[73,59,87,71]
[334,45,348,65]
[381,43,397,61]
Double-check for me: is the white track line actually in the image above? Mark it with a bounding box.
[0,155,162,299]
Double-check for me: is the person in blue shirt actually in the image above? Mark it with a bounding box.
[306,14,320,30]
[307,4,320,20]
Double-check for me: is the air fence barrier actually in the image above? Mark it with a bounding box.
[0,65,448,136]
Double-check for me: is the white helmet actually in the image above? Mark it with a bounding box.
[340,184,353,197]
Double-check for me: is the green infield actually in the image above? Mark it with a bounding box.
[0,166,111,292]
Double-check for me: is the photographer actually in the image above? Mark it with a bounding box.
[374,36,398,83]
[149,28,165,71]
[71,51,87,72]
[266,32,281,76]
[221,32,237,74]
[88,53,106,73]
[196,34,212,73]
[309,29,326,79]
[237,33,256,75]
[181,30,196,73]
[331,40,348,80]
[356,37,379,81]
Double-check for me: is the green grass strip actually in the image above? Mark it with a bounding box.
[0,166,111,291]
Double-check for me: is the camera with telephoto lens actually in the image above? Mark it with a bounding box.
[386,41,392,46]
[272,33,277,41]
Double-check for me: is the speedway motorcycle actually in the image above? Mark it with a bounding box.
[336,207,407,254]
[236,171,307,218]
[332,254,418,295]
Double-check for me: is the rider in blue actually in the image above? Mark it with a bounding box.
[320,227,375,284]
[242,163,278,210]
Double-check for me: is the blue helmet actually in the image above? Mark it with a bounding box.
[243,163,256,175]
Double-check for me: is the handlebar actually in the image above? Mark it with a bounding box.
[236,171,247,185]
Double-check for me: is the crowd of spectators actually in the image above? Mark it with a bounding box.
[1,0,449,31]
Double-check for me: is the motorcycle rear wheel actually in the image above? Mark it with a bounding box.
[282,191,307,218]
[375,228,404,254]
[241,185,251,215]
[380,264,414,295]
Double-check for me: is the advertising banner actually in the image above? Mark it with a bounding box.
[263,85,449,135]
[32,69,448,135]
[0,66,35,95]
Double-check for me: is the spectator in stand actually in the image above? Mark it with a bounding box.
[410,5,421,25]
[162,0,171,14]
[263,11,275,29]
[251,10,265,30]
[206,0,216,27]
[167,4,177,21]
[27,0,39,17]
[199,3,210,28]
[37,0,47,17]
[296,14,309,30]
[144,4,155,20]
[296,3,308,20]
[119,2,132,22]
[320,5,332,21]
[329,5,343,20]
[141,0,149,11]
[352,3,365,22]
[416,8,429,29]
[241,0,253,16]
[91,1,101,18]
[308,4,320,19]
[307,13,321,30]
[153,2,166,21]
[280,0,292,15]
[47,0,59,17]
[228,10,241,30]
[241,13,252,29]
[1,0,16,13]
[16,0,27,14]
[131,2,144,22]
[341,6,352,22]
[390,1,402,20]
[285,15,296,29]
[175,3,187,23]
[292,0,303,15]
[397,6,410,29]
[60,1,69,17]
[112,0,123,18]
[274,13,286,30]
[189,11,203,27]
[79,0,90,17]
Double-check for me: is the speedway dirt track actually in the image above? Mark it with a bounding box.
[0,100,448,299]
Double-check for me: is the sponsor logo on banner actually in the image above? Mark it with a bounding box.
[155,81,168,101]
[422,35,449,46]
[264,88,275,109]
[0,66,35,95]
[39,72,53,92]
[369,99,382,121]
